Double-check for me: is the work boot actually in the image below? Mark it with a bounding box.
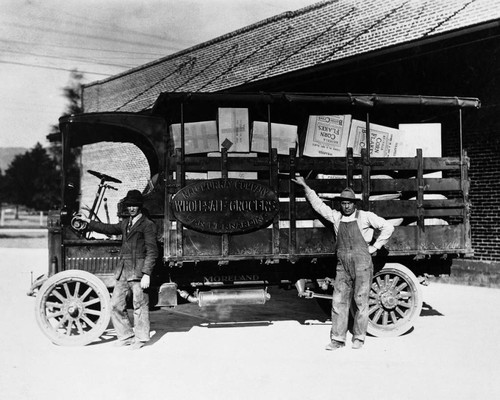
[129,340,146,350]
[352,339,364,349]
[114,337,135,347]
[325,340,345,351]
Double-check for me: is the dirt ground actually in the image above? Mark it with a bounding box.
[1,243,500,400]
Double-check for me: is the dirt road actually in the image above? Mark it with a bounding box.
[1,247,499,400]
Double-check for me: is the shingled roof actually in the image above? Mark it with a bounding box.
[82,0,500,113]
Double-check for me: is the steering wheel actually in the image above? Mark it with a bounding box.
[87,170,122,184]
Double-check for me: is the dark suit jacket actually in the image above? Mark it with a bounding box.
[89,215,158,281]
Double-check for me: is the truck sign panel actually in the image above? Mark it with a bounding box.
[171,178,279,234]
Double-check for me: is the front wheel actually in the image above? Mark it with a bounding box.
[366,263,423,337]
[35,270,111,346]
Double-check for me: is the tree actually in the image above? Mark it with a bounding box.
[3,143,60,211]
[1,70,84,212]
[0,169,6,209]
[48,69,84,169]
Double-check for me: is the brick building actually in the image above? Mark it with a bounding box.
[79,0,500,271]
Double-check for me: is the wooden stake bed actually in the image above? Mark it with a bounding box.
[165,146,471,264]
[56,91,478,270]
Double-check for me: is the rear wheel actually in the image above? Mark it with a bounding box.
[35,270,111,346]
[366,263,423,337]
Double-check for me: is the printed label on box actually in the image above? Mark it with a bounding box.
[303,115,352,157]
[348,119,399,157]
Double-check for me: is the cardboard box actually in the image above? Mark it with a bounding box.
[251,121,298,155]
[397,123,441,157]
[169,121,219,154]
[303,115,352,157]
[398,123,442,178]
[218,108,250,152]
[348,119,399,157]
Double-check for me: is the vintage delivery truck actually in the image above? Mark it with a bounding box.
[31,92,480,346]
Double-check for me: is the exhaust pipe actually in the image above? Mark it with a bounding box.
[295,279,333,300]
[178,288,270,307]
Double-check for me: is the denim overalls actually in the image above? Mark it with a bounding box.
[331,211,373,343]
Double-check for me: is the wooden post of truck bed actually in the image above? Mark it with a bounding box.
[175,102,187,259]
[175,148,184,258]
[416,148,425,254]
[267,104,280,260]
[462,149,472,254]
[221,148,229,258]
[362,112,371,210]
[271,148,280,258]
[289,147,297,260]
[361,148,371,211]
[164,139,172,262]
[346,147,354,188]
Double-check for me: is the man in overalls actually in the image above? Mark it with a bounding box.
[292,176,394,350]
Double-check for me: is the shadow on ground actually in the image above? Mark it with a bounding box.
[96,286,331,346]
[420,301,444,317]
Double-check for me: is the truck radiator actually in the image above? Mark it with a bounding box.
[65,256,119,274]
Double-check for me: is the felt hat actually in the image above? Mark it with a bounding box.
[334,187,361,202]
[123,190,144,206]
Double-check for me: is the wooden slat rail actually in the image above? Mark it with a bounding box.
[165,145,469,262]
[164,199,466,222]
[168,157,273,171]
[167,155,464,176]
[277,155,462,171]
[275,177,462,194]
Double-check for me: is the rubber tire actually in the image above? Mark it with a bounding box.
[365,263,423,337]
[35,270,111,346]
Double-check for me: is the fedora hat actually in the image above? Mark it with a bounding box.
[334,187,361,202]
[123,190,144,206]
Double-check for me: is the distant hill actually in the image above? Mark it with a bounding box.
[0,147,27,173]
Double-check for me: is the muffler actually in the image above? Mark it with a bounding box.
[178,288,270,307]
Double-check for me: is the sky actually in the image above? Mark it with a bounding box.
[0,0,321,149]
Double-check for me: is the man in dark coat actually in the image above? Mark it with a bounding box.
[77,189,158,349]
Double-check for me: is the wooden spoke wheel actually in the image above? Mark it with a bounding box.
[366,263,423,337]
[35,270,111,346]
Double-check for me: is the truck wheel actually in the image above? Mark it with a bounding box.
[35,270,111,346]
[366,263,423,337]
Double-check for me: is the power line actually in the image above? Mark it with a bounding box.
[37,2,191,48]
[0,38,168,57]
[2,48,139,69]
[0,60,113,76]
[4,21,174,51]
